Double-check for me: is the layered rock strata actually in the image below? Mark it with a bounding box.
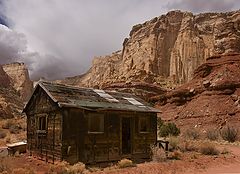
[60,10,240,89]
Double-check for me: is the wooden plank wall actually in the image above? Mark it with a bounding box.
[26,87,62,163]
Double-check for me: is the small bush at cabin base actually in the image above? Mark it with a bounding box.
[199,143,219,155]
[118,159,135,168]
[47,161,86,174]
[220,126,238,142]
[151,145,167,162]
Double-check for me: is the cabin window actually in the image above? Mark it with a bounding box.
[38,116,47,131]
[88,113,104,133]
[139,116,150,133]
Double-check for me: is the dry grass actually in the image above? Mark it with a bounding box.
[220,126,238,142]
[151,145,167,162]
[206,128,219,141]
[168,136,179,151]
[118,159,136,168]
[179,140,198,152]
[184,128,200,140]
[199,143,219,155]
[47,161,87,174]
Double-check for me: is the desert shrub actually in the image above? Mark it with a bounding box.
[206,128,219,141]
[220,126,238,142]
[2,120,14,129]
[221,147,229,154]
[168,150,182,160]
[47,161,70,174]
[68,162,86,174]
[168,136,179,151]
[184,128,200,140]
[179,140,198,152]
[0,129,7,139]
[159,122,180,137]
[118,159,135,168]
[151,145,167,162]
[199,143,219,155]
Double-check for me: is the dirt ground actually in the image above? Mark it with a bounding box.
[1,144,240,174]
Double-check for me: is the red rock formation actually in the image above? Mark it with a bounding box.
[153,54,240,130]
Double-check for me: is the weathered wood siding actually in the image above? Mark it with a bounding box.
[61,108,86,164]
[61,109,157,164]
[26,87,62,162]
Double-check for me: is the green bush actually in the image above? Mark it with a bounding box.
[220,126,238,142]
[159,122,180,137]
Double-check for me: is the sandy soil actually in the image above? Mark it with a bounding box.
[1,144,240,174]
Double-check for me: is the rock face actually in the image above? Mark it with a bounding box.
[3,62,33,101]
[0,65,11,88]
[153,54,240,130]
[60,10,240,89]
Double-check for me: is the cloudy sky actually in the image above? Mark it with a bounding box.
[0,0,240,80]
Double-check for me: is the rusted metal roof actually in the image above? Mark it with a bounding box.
[27,81,160,113]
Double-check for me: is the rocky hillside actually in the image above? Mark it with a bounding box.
[0,62,32,119]
[152,53,240,130]
[60,10,240,89]
[0,65,24,119]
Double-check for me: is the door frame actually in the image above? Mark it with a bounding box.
[120,116,133,156]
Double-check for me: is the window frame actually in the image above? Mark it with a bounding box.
[138,115,150,133]
[36,114,48,133]
[88,113,105,134]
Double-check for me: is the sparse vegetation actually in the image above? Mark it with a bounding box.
[158,118,180,137]
[168,136,179,151]
[151,145,167,162]
[179,140,198,152]
[199,143,219,156]
[184,128,200,140]
[206,128,219,141]
[220,125,238,142]
[118,159,136,168]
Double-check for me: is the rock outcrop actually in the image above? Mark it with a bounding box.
[3,62,33,101]
[152,54,240,130]
[60,10,240,89]
[0,65,11,88]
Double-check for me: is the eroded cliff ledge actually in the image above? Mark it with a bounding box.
[60,10,240,90]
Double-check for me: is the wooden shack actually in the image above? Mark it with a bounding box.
[23,81,159,164]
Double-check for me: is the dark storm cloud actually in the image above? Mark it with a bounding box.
[167,0,240,13]
[0,0,240,80]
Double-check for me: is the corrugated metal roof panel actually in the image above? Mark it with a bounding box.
[37,81,160,113]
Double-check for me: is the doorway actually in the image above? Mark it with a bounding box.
[122,117,131,154]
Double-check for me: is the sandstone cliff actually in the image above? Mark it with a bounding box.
[152,53,240,130]
[60,10,240,89]
[3,62,33,101]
